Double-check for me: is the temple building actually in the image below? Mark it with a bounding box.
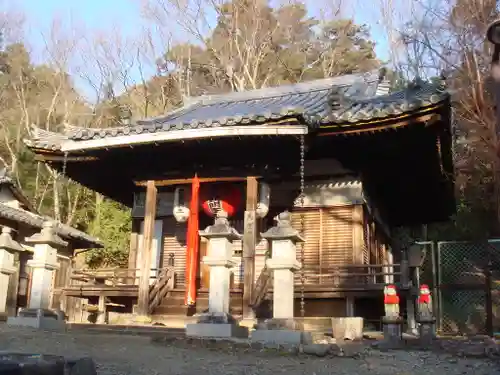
[24,70,454,326]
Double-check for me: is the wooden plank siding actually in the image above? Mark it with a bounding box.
[362,205,391,285]
[291,206,356,285]
[161,217,187,288]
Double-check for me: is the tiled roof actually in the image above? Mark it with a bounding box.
[0,172,36,212]
[0,203,103,249]
[24,71,449,151]
[317,78,448,126]
[0,170,102,248]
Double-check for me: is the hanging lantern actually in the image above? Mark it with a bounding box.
[173,187,190,223]
[201,185,242,217]
[256,182,270,218]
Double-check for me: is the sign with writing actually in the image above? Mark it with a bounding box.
[132,191,174,218]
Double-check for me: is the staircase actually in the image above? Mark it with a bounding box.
[152,289,244,316]
[148,267,175,314]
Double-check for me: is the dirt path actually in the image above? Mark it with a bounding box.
[0,326,498,375]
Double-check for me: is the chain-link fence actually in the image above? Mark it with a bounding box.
[436,240,500,335]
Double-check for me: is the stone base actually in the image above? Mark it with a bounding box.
[186,323,249,338]
[7,316,66,331]
[417,319,436,346]
[380,317,403,349]
[331,317,363,340]
[254,318,304,331]
[239,317,258,329]
[0,352,96,375]
[251,329,312,345]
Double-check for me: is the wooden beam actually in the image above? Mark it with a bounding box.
[242,176,258,319]
[60,124,308,152]
[134,176,258,187]
[127,221,140,285]
[352,205,364,264]
[318,113,441,136]
[34,155,99,162]
[137,180,157,316]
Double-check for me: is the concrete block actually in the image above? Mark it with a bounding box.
[66,357,98,375]
[0,352,65,375]
[186,323,249,338]
[331,317,363,340]
[251,329,312,345]
[7,316,66,331]
[0,353,97,375]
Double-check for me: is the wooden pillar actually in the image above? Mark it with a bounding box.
[352,205,363,264]
[137,180,157,316]
[127,221,139,285]
[242,177,258,319]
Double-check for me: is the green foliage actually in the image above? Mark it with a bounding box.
[85,198,132,268]
[163,0,379,93]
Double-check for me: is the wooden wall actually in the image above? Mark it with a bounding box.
[131,203,391,290]
[290,206,357,285]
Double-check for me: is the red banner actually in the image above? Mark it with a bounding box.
[185,175,200,306]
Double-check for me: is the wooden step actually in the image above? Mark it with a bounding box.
[153,304,243,315]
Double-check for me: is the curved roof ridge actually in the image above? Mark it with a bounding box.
[191,70,381,106]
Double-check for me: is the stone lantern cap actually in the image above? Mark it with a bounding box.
[25,221,68,248]
[199,211,242,241]
[0,227,24,253]
[261,211,305,242]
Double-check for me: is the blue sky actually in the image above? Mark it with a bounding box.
[15,0,390,98]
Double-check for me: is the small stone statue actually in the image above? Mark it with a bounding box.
[383,285,400,318]
[417,284,433,319]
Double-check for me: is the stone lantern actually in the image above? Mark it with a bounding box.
[186,211,249,338]
[7,221,68,330]
[0,227,24,319]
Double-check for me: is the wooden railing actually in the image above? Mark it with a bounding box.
[70,267,140,286]
[70,267,174,285]
[148,267,175,314]
[293,263,402,287]
[250,265,273,309]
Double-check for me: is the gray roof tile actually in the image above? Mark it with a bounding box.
[0,203,103,248]
[24,71,449,150]
[0,172,102,248]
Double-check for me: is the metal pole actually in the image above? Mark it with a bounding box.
[487,21,500,229]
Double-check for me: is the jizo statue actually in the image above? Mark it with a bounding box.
[383,285,400,317]
[417,284,433,319]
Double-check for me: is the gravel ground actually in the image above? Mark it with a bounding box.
[0,325,499,375]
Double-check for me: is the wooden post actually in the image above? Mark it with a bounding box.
[137,180,157,316]
[242,177,258,319]
[127,222,139,285]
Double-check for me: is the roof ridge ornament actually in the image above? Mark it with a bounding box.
[375,67,391,96]
[327,86,351,110]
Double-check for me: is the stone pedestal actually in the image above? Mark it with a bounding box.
[251,318,312,345]
[381,316,403,348]
[417,317,436,347]
[8,222,67,330]
[251,211,307,346]
[332,317,364,340]
[0,227,24,318]
[186,212,249,338]
[7,308,66,330]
